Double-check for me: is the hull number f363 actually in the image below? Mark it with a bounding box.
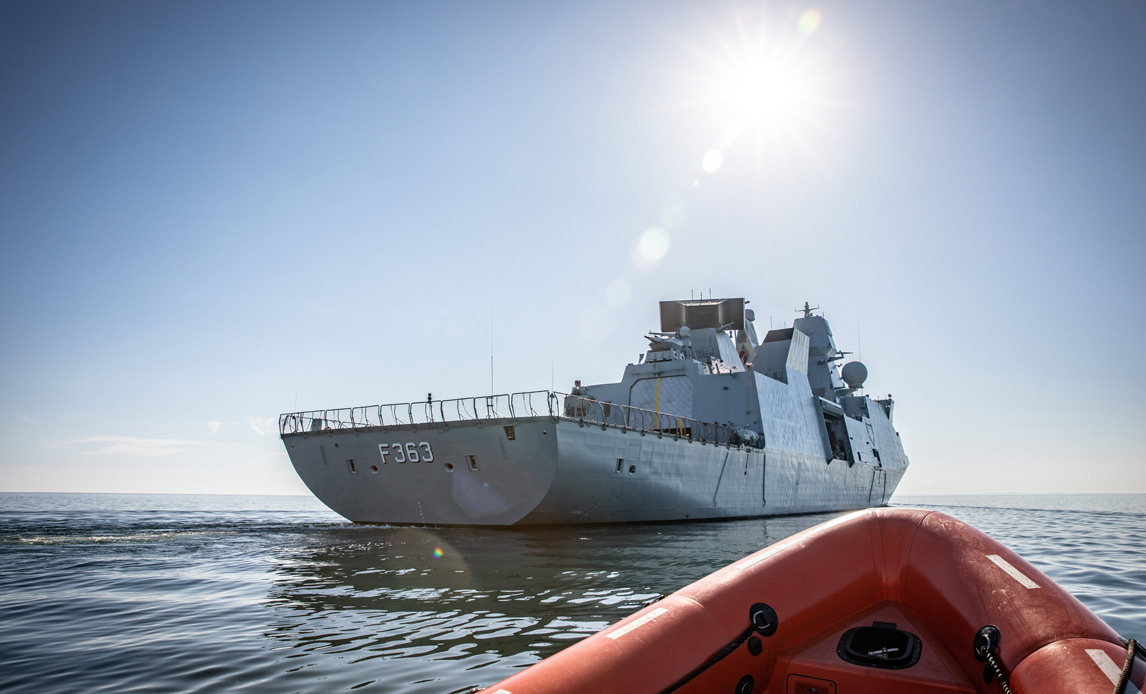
[378,442,435,464]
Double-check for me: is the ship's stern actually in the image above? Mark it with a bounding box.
[282,417,559,525]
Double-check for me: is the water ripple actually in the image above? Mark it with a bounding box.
[1,492,1143,693]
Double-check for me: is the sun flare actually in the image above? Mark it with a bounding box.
[678,5,843,175]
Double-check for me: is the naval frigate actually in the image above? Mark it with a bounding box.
[278,298,908,525]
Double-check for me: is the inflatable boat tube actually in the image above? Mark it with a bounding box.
[477,508,1142,694]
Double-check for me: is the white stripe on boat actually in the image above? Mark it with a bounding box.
[986,554,1040,589]
[734,547,784,570]
[605,607,669,640]
[1087,649,1143,694]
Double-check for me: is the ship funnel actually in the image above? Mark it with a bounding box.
[841,361,868,389]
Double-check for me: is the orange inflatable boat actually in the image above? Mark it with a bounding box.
[477,508,1143,694]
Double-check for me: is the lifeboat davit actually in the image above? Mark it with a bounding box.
[478,508,1143,694]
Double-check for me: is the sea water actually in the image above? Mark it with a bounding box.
[1,493,1142,693]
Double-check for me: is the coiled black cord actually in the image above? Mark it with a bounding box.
[983,649,1012,694]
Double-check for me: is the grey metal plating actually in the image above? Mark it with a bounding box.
[279,298,909,526]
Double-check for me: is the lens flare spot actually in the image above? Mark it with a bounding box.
[637,227,671,263]
[798,7,822,36]
[433,547,444,559]
[701,149,725,173]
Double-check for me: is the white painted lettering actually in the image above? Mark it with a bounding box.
[379,442,434,464]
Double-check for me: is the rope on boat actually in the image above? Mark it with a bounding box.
[1115,638,1140,694]
[658,624,755,694]
[658,603,777,694]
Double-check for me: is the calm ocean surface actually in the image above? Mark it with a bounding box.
[1,492,1143,693]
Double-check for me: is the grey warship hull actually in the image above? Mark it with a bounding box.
[283,413,901,526]
[280,299,909,526]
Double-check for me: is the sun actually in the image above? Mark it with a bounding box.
[678,6,842,174]
[730,63,799,124]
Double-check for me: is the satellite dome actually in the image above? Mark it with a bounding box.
[841,361,868,389]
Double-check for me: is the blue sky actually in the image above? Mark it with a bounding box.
[2,0,1143,496]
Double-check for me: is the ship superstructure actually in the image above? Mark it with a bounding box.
[279,299,908,525]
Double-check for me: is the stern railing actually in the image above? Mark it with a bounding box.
[279,391,558,435]
[279,390,755,448]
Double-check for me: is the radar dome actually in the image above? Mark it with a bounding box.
[841,361,868,389]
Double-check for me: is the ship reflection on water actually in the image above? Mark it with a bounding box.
[259,515,838,690]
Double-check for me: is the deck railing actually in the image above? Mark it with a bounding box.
[279,391,755,447]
